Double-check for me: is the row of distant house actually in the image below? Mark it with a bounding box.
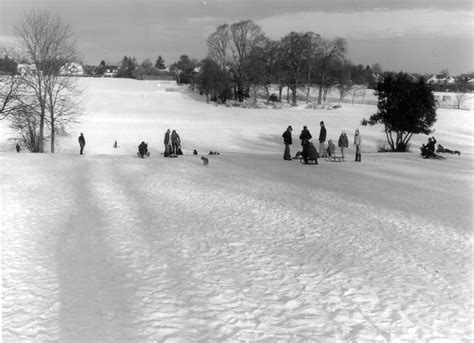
[15,63,474,86]
[17,63,119,77]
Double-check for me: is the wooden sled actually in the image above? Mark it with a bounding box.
[325,155,345,162]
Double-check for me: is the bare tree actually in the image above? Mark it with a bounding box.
[0,47,23,119]
[45,76,82,152]
[228,20,267,101]
[455,92,473,110]
[315,37,347,104]
[14,10,79,152]
[0,74,23,119]
[304,34,321,103]
[207,24,229,69]
[207,20,267,102]
[349,85,367,105]
[279,32,314,106]
[9,99,42,152]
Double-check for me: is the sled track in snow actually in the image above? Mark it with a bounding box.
[2,155,472,341]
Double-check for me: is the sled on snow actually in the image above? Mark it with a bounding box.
[137,151,150,158]
[422,154,445,160]
[325,155,345,162]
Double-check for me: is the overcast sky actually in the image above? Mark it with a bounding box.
[0,0,472,74]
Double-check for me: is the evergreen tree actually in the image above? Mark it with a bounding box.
[196,58,232,103]
[361,72,437,152]
[97,60,106,76]
[117,56,137,78]
[155,55,166,69]
[0,55,17,74]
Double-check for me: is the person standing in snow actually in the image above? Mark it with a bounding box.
[16,143,21,153]
[164,129,171,156]
[282,125,293,160]
[354,129,362,162]
[171,130,181,155]
[338,132,348,158]
[319,121,327,158]
[299,126,312,164]
[78,133,86,155]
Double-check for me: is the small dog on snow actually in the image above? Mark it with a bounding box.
[201,156,209,166]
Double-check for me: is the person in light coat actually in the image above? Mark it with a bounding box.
[354,129,362,162]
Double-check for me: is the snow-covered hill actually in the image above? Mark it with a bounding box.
[1,78,472,341]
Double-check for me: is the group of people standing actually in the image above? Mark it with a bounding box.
[282,122,362,163]
[74,131,183,158]
[163,129,182,157]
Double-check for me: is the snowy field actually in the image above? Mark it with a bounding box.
[1,78,473,341]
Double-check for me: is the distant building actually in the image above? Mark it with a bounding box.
[427,74,455,84]
[60,62,84,76]
[103,66,119,77]
[17,63,37,75]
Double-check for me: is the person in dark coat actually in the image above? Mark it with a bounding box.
[16,143,21,153]
[307,142,319,164]
[338,132,349,158]
[318,121,327,157]
[282,125,293,160]
[164,129,171,156]
[78,133,86,155]
[138,141,149,158]
[171,130,181,155]
[421,137,439,158]
[299,126,312,164]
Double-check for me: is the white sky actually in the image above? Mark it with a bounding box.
[0,0,472,74]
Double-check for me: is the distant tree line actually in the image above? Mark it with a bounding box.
[193,19,383,106]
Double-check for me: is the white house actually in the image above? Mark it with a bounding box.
[103,66,119,77]
[60,62,84,76]
[427,74,455,84]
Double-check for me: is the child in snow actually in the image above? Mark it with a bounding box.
[436,144,460,156]
[326,139,336,157]
[307,142,319,164]
[354,129,362,162]
[138,141,149,158]
[299,126,312,164]
[421,137,440,158]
